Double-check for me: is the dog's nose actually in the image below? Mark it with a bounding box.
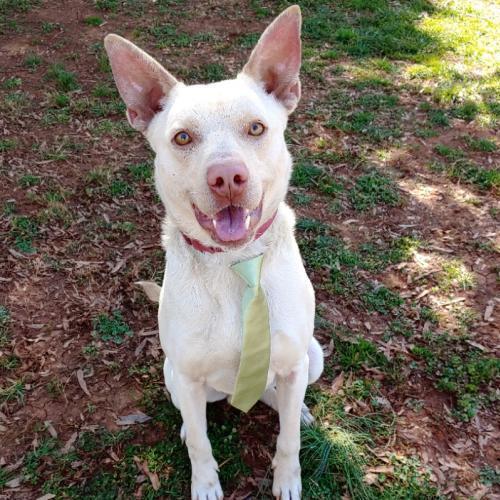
[207,162,249,202]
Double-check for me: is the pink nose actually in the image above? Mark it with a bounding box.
[207,162,249,202]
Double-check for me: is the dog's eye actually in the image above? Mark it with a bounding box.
[248,121,265,137]
[173,131,192,146]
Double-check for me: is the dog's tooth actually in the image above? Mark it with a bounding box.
[212,219,217,229]
[245,215,251,230]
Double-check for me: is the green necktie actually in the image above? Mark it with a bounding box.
[230,254,271,413]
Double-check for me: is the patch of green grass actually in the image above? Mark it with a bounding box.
[24,53,42,70]
[2,76,22,89]
[95,0,118,11]
[428,109,449,127]
[412,332,499,421]
[464,135,497,153]
[291,161,343,195]
[46,378,64,398]
[10,215,39,253]
[93,119,134,136]
[128,162,153,181]
[290,192,313,206]
[376,454,438,498]
[0,138,17,152]
[434,144,464,160]
[479,466,500,487]
[348,171,400,211]
[41,21,58,33]
[84,15,103,26]
[451,100,480,121]
[362,284,403,314]
[92,82,117,98]
[0,0,38,15]
[148,23,193,48]
[359,236,422,271]
[0,354,19,371]
[358,92,399,111]
[0,379,24,404]
[237,32,259,48]
[46,63,79,91]
[0,306,10,348]
[187,63,227,83]
[437,259,475,291]
[301,424,371,499]
[108,178,134,198]
[92,310,132,344]
[19,173,41,188]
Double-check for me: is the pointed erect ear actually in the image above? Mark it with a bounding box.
[242,5,302,113]
[104,34,179,132]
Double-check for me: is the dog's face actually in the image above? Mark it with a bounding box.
[105,7,301,248]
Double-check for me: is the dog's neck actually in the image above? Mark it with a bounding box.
[182,211,277,254]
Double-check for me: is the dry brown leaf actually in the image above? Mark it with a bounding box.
[331,372,344,394]
[76,369,91,397]
[366,465,394,475]
[134,456,160,491]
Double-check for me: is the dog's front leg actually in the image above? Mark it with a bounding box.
[176,373,222,500]
[272,356,309,500]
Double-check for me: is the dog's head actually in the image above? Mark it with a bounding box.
[104,6,301,249]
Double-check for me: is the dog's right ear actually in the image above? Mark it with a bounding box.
[104,34,179,132]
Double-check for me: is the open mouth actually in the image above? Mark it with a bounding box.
[194,201,263,244]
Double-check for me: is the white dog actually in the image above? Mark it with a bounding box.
[105,5,323,499]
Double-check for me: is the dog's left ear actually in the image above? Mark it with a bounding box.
[242,5,301,113]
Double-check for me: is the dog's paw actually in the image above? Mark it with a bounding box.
[272,456,301,500]
[191,477,223,500]
[300,404,315,427]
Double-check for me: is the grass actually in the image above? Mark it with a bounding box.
[0,306,10,347]
[362,284,403,314]
[46,63,79,92]
[464,135,497,153]
[412,332,499,421]
[348,171,400,211]
[437,259,475,291]
[84,16,103,26]
[0,138,17,152]
[128,162,153,181]
[0,379,25,404]
[24,53,42,70]
[92,311,132,344]
[291,160,343,196]
[10,215,39,253]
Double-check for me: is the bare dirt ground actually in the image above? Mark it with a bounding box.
[0,1,498,499]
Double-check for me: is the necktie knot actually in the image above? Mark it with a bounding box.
[231,254,263,289]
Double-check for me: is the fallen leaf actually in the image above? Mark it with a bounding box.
[483,301,494,321]
[36,494,56,500]
[367,465,394,474]
[331,372,344,394]
[76,369,91,397]
[134,456,160,491]
[116,412,152,426]
[61,432,78,454]
[44,421,57,439]
[6,476,22,488]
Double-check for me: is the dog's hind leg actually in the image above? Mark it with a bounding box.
[261,386,315,426]
[260,337,323,426]
[307,337,324,384]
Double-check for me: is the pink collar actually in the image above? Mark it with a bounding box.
[183,211,277,254]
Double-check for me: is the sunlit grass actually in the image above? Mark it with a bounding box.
[407,0,499,124]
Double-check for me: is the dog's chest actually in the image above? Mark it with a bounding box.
[160,261,247,371]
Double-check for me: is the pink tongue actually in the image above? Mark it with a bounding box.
[214,206,248,242]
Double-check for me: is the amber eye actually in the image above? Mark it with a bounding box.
[248,121,265,137]
[173,131,192,146]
